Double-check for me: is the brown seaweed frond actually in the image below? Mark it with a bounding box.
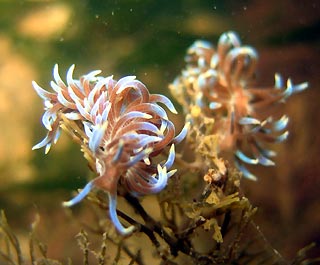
[0,210,63,265]
[0,210,23,265]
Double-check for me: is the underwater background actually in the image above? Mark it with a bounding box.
[0,0,319,263]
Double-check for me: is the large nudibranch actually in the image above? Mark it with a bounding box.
[33,64,188,235]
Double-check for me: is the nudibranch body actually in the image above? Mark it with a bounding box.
[33,64,188,235]
[170,31,308,180]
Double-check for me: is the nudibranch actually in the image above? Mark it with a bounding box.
[170,31,308,180]
[33,64,188,235]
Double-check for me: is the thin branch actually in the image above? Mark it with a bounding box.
[0,210,24,265]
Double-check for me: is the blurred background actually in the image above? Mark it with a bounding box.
[0,0,319,263]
